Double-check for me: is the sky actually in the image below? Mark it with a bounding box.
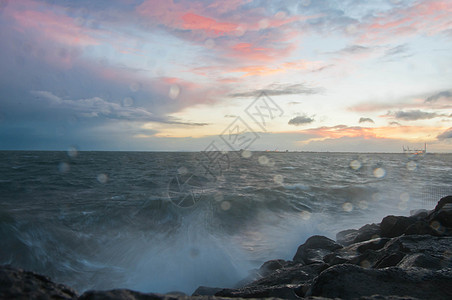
[0,0,451,152]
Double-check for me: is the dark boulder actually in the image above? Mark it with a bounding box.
[380,215,417,238]
[257,259,288,277]
[0,265,77,300]
[307,263,452,299]
[215,284,301,299]
[293,235,343,264]
[336,228,359,246]
[191,286,223,296]
[428,195,452,229]
[397,253,445,270]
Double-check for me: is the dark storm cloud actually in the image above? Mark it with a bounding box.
[359,117,374,124]
[288,115,314,126]
[425,90,452,103]
[229,83,323,98]
[389,110,443,121]
[437,128,452,140]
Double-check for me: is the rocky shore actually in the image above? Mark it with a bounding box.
[1,196,451,300]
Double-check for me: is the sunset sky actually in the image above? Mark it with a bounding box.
[0,0,451,152]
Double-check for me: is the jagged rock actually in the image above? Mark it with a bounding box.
[397,253,444,270]
[192,286,223,296]
[0,265,77,300]
[336,223,381,246]
[336,228,358,246]
[307,264,452,299]
[359,296,421,300]
[380,215,416,238]
[324,237,390,267]
[215,284,302,299]
[428,195,452,228]
[257,259,288,277]
[293,235,342,264]
[246,262,328,288]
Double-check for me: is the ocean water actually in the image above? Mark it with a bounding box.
[0,150,451,294]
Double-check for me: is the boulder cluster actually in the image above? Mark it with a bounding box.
[1,196,452,300]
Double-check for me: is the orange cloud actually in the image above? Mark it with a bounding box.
[295,125,446,142]
[181,13,238,35]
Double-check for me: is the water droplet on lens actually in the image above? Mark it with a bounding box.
[97,174,108,183]
[342,202,353,212]
[360,260,371,268]
[122,97,134,107]
[258,155,269,165]
[350,160,361,170]
[178,166,188,175]
[67,146,78,158]
[373,167,386,178]
[400,192,410,202]
[273,174,283,184]
[398,201,408,211]
[204,39,215,48]
[214,192,223,201]
[258,19,269,29]
[358,200,368,209]
[345,24,357,34]
[221,201,231,210]
[189,248,200,258]
[169,85,180,99]
[300,210,311,220]
[58,162,70,173]
[241,150,252,158]
[406,161,417,171]
[129,82,140,92]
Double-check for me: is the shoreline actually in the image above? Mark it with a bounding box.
[1,195,451,299]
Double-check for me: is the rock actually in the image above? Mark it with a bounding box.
[380,215,416,238]
[428,195,452,229]
[293,235,343,264]
[247,262,328,288]
[191,286,223,296]
[307,264,452,299]
[215,284,302,299]
[257,259,288,277]
[0,265,77,300]
[336,229,359,246]
[397,253,444,270]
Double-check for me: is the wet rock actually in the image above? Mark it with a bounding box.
[0,265,77,300]
[374,252,406,268]
[293,235,343,264]
[191,286,223,296]
[397,253,444,270]
[307,264,452,299]
[428,195,452,229]
[380,215,416,238]
[336,223,381,246]
[336,228,358,246]
[215,284,301,299]
[257,259,288,277]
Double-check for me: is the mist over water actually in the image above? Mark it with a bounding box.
[0,151,451,294]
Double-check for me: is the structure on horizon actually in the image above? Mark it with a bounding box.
[403,143,426,155]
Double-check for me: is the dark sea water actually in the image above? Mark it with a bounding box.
[0,150,451,294]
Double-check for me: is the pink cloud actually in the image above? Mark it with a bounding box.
[11,9,99,47]
[137,0,303,63]
[358,0,452,43]
[181,12,238,35]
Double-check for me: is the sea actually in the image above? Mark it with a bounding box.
[0,150,451,294]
